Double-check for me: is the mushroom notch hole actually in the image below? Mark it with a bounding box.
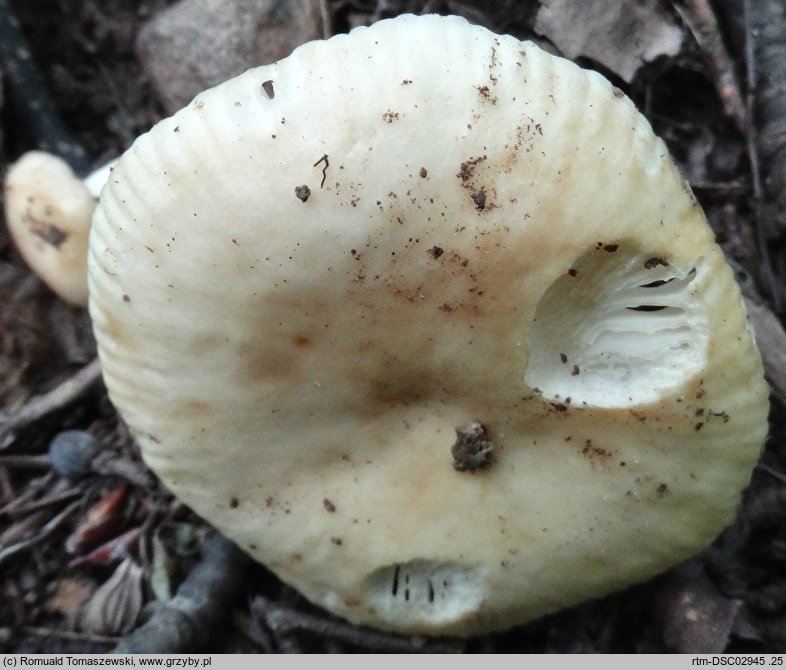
[524,245,708,408]
[363,560,486,626]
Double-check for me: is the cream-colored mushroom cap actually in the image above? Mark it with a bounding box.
[4,151,97,306]
[88,14,769,635]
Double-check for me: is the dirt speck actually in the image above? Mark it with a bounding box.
[458,156,487,183]
[582,439,613,461]
[451,421,495,473]
[27,218,68,248]
[295,185,311,202]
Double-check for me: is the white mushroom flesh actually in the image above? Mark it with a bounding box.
[88,14,769,635]
[4,151,96,306]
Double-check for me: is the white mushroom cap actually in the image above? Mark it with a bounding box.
[3,151,100,306]
[88,14,769,635]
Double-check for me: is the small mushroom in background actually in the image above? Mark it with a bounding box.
[88,14,769,636]
[3,151,113,306]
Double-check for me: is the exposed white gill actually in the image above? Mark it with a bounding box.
[525,245,707,407]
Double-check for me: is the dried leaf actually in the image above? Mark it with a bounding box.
[150,531,173,602]
[136,0,322,113]
[44,577,93,615]
[149,523,201,602]
[65,483,128,554]
[80,557,144,636]
[0,510,46,546]
[535,0,683,82]
[68,527,141,568]
[745,297,786,405]
[157,521,201,557]
[656,560,740,653]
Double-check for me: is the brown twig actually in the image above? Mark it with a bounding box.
[756,462,786,485]
[0,454,51,469]
[231,611,276,653]
[0,465,15,500]
[251,594,465,653]
[2,487,82,517]
[0,510,46,546]
[90,450,157,489]
[0,499,81,568]
[743,297,786,404]
[0,0,91,172]
[742,0,785,312]
[317,0,331,39]
[0,473,56,516]
[19,625,118,646]
[0,358,103,449]
[679,0,747,133]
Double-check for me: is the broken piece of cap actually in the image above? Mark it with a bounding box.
[88,14,769,635]
[3,151,106,306]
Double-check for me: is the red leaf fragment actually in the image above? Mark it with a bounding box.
[68,527,141,569]
[65,484,128,554]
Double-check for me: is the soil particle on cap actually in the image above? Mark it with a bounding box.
[644,257,669,269]
[427,246,444,259]
[458,156,494,211]
[323,498,336,512]
[476,84,497,103]
[451,421,495,472]
[458,156,487,184]
[28,217,68,248]
[295,185,311,202]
